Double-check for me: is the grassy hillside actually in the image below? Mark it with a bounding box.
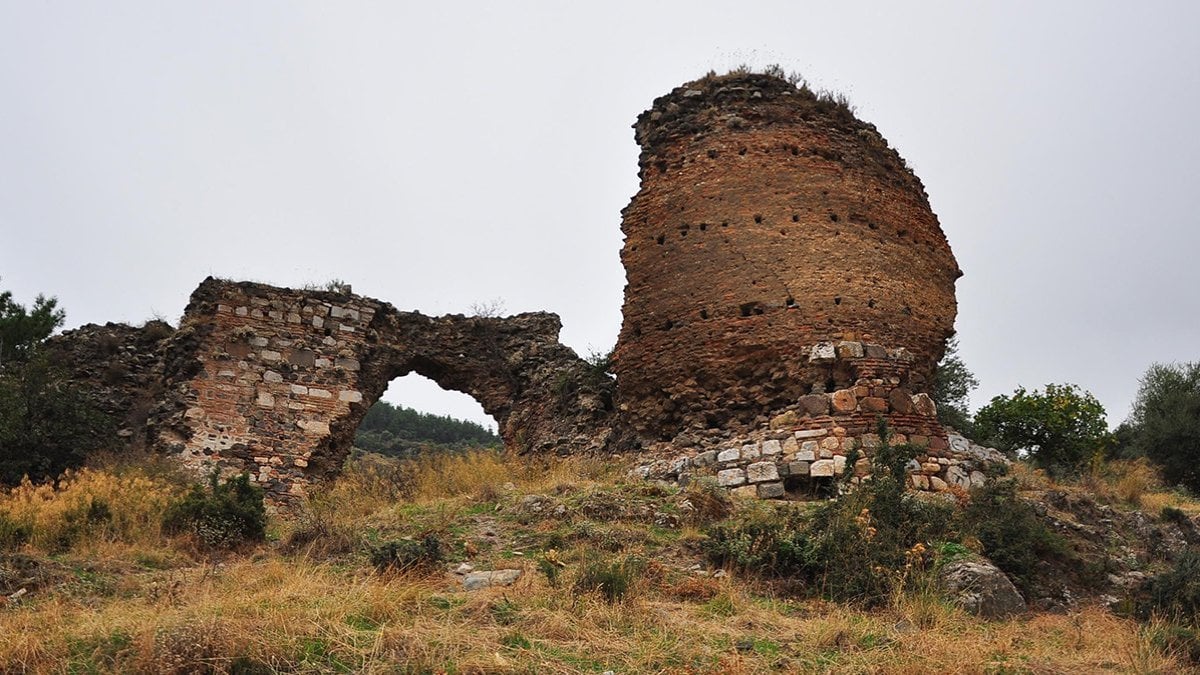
[354,400,500,458]
[1,451,1199,672]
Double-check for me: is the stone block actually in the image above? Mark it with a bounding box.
[263,371,284,383]
[809,341,836,363]
[797,442,817,462]
[757,482,785,499]
[888,388,915,414]
[761,439,783,456]
[693,450,718,467]
[831,389,858,413]
[810,459,836,477]
[820,436,841,451]
[798,393,830,416]
[255,391,275,408]
[770,410,799,429]
[260,350,282,361]
[782,437,799,454]
[788,461,810,476]
[290,384,308,395]
[861,433,881,449]
[911,474,930,490]
[730,485,759,499]
[308,388,332,399]
[741,443,761,460]
[929,476,949,492]
[746,461,780,483]
[716,447,740,463]
[717,468,746,487]
[795,428,828,440]
[339,390,363,403]
[863,343,888,358]
[860,396,888,413]
[836,341,864,359]
[833,455,847,473]
[912,393,938,416]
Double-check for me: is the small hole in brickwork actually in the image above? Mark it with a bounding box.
[792,214,799,222]
[699,222,708,231]
[739,303,755,317]
[868,299,876,308]
[903,305,913,316]
[680,230,687,237]
[828,318,835,324]
[791,146,799,156]
[721,221,729,227]
[754,214,763,224]
[656,160,667,173]
[833,297,842,305]
[829,213,839,223]
[780,229,787,236]
[897,229,908,238]
[707,149,718,159]
[754,306,764,315]
[785,296,796,307]
[699,309,709,319]
[662,320,674,331]
[826,378,837,392]
[868,222,879,230]
[738,147,747,156]
[656,234,665,245]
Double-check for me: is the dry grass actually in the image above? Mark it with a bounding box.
[0,467,182,553]
[1,455,1195,673]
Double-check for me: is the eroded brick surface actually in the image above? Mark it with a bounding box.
[614,72,961,440]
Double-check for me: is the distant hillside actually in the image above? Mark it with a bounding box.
[354,399,500,457]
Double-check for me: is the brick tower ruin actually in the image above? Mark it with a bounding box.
[614,72,961,442]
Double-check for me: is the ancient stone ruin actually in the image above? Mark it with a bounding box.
[48,71,1000,503]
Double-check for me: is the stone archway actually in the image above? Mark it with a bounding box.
[147,278,616,501]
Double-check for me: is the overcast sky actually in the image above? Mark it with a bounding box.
[2,1,1197,432]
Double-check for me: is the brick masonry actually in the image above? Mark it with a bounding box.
[613,72,961,441]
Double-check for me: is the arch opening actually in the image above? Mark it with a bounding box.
[352,373,500,460]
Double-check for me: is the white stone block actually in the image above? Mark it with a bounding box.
[717,468,746,487]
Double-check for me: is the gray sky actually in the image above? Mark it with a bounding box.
[2,1,1198,431]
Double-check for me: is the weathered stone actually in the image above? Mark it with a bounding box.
[781,437,800,454]
[860,396,888,413]
[716,447,740,463]
[809,341,837,363]
[798,394,830,416]
[770,410,800,429]
[730,485,759,499]
[757,482,785,499]
[912,393,938,416]
[939,559,1026,619]
[831,389,858,413]
[795,428,829,440]
[717,468,746,487]
[863,343,888,359]
[888,388,915,414]
[820,436,841,451]
[833,455,847,473]
[836,341,864,359]
[462,569,522,591]
[741,443,761,460]
[761,439,783,456]
[946,465,971,489]
[810,459,835,477]
[788,461,810,476]
[693,450,718,467]
[796,442,817,462]
[746,461,780,483]
[929,476,949,492]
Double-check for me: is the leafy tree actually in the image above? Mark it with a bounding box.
[354,399,499,458]
[0,287,64,366]
[932,336,979,434]
[974,383,1110,475]
[1125,362,1200,493]
[0,288,110,485]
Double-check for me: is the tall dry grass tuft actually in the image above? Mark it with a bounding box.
[0,467,181,552]
[407,448,516,502]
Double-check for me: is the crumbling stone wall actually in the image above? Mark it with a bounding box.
[613,72,961,441]
[53,278,616,502]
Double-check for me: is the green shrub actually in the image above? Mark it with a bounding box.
[959,478,1067,595]
[974,383,1109,476]
[705,424,955,605]
[162,473,265,549]
[573,555,644,603]
[368,534,443,572]
[1143,548,1200,624]
[703,504,811,575]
